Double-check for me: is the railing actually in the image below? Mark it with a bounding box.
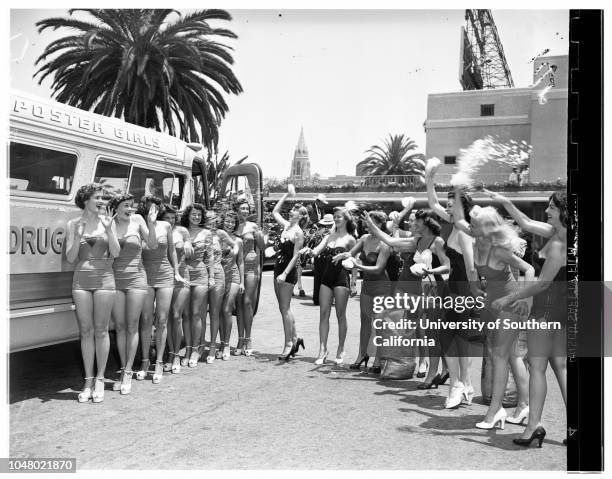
[361,173,512,186]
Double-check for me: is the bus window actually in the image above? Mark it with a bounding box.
[192,160,208,205]
[224,175,256,213]
[129,166,183,207]
[9,142,77,196]
[94,159,130,196]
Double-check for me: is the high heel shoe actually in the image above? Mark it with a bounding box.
[113,368,125,391]
[279,344,294,361]
[476,408,507,430]
[349,354,370,370]
[152,361,164,384]
[181,347,192,366]
[188,347,200,368]
[513,426,546,448]
[369,364,382,374]
[445,381,465,409]
[92,377,105,403]
[233,338,245,356]
[506,406,529,425]
[462,385,475,405]
[215,343,224,359]
[171,354,181,373]
[222,345,231,361]
[416,362,428,378]
[334,351,346,365]
[206,354,215,364]
[120,370,132,395]
[438,372,449,385]
[244,338,253,356]
[417,373,441,390]
[314,351,328,365]
[164,352,174,372]
[296,338,305,351]
[78,377,94,403]
[136,359,150,380]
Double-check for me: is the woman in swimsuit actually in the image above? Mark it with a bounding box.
[181,203,214,367]
[137,198,185,384]
[271,190,307,360]
[336,210,391,370]
[109,193,158,394]
[66,183,120,403]
[364,209,451,385]
[426,162,476,408]
[161,205,192,374]
[202,209,237,363]
[234,199,266,356]
[219,210,244,360]
[305,208,357,365]
[452,195,534,430]
[487,191,567,448]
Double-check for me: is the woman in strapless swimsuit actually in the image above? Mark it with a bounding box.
[181,203,214,367]
[219,210,244,360]
[234,199,265,356]
[137,198,185,384]
[487,191,568,447]
[306,208,357,365]
[161,205,192,374]
[453,198,535,430]
[271,191,307,360]
[66,183,120,403]
[109,193,158,395]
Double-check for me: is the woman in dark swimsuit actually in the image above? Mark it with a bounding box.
[271,190,306,359]
[109,194,157,394]
[306,208,357,364]
[487,191,567,448]
[365,209,450,385]
[336,211,390,369]
[66,183,120,403]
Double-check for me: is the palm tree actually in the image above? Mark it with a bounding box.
[34,9,242,152]
[206,150,248,201]
[357,134,425,176]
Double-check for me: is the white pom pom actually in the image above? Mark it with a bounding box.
[342,258,356,270]
[409,263,426,276]
[264,247,276,258]
[287,184,296,196]
[401,196,415,208]
[425,157,441,174]
[344,200,358,212]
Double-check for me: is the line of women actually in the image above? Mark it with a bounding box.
[68,183,258,403]
[269,163,567,449]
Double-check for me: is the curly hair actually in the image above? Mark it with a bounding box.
[447,190,474,221]
[135,195,162,219]
[368,210,389,234]
[469,205,518,250]
[108,193,134,214]
[180,203,206,228]
[221,209,239,233]
[75,183,104,210]
[549,191,568,228]
[415,209,442,236]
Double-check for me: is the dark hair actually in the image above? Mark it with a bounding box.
[234,198,251,214]
[108,193,134,214]
[447,190,473,221]
[222,210,239,233]
[415,209,442,236]
[135,195,162,219]
[158,203,177,221]
[75,183,104,209]
[549,191,568,228]
[368,210,388,234]
[292,204,310,229]
[180,203,206,228]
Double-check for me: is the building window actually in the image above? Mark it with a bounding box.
[480,104,495,116]
[444,156,457,165]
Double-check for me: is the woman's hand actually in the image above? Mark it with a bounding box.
[276,273,287,283]
[147,204,158,225]
[482,188,509,204]
[332,251,349,263]
[175,273,190,286]
[184,241,194,259]
[492,295,512,311]
[208,277,215,289]
[238,282,245,294]
[75,212,87,238]
[511,299,530,317]
[100,206,116,231]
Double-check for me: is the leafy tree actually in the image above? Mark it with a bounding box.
[357,134,425,176]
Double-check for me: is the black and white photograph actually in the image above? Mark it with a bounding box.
[3,4,606,474]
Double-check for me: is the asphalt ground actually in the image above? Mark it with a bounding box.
[9,272,566,470]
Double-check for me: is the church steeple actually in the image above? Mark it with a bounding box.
[289,127,311,183]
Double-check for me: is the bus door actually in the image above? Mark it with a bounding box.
[218,163,263,314]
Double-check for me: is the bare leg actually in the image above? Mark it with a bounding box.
[189,285,208,364]
[112,291,127,369]
[275,279,295,355]
[124,289,146,372]
[207,272,225,359]
[358,293,373,359]
[153,287,174,366]
[317,285,333,360]
[242,268,259,353]
[170,287,189,359]
[333,286,350,360]
[482,327,518,422]
[222,283,240,353]
[73,290,95,391]
[139,288,155,367]
[92,290,115,379]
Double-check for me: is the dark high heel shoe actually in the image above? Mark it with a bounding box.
[349,354,370,370]
[417,373,441,389]
[284,343,299,360]
[438,372,449,385]
[369,365,382,374]
[296,338,305,351]
[513,426,546,448]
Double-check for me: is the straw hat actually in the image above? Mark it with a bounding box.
[318,213,334,226]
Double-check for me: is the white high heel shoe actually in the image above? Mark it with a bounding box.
[314,351,328,365]
[445,381,465,409]
[334,351,346,365]
[476,408,507,430]
[136,359,150,381]
[152,361,164,384]
[462,385,475,405]
[113,368,124,391]
[78,377,94,403]
[92,377,105,403]
[506,406,529,425]
[120,370,133,395]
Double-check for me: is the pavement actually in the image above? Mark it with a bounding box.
[9,272,566,470]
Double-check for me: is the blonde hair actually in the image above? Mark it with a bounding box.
[469,206,518,250]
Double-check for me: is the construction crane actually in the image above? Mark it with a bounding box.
[460,9,514,90]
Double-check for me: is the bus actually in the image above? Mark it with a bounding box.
[8,90,263,352]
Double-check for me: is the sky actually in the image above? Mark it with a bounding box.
[9,9,569,179]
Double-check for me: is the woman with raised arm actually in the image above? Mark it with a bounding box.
[452,191,534,430]
[109,194,157,395]
[304,208,357,365]
[137,199,185,384]
[334,211,390,370]
[364,209,451,385]
[271,189,307,359]
[425,160,476,408]
[161,205,192,374]
[486,190,568,448]
[66,183,120,403]
[219,210,244,360]
[234,199,266,356]
[181,203,214,367]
